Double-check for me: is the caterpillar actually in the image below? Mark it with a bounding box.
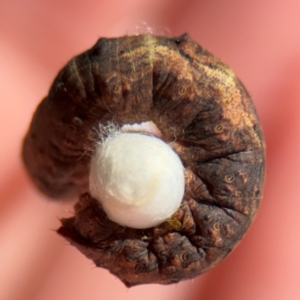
[22,34,265,287]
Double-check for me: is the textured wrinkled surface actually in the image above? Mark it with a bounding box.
[22,34,265,286]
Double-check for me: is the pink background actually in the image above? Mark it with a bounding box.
[1,0,300,299]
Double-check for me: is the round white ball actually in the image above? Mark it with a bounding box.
[89,132,185,229]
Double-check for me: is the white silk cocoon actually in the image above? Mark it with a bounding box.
[89,132,185,229]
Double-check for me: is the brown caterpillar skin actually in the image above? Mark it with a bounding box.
[22,34,265,287]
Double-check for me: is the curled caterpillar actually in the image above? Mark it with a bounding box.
[22,34,265,287]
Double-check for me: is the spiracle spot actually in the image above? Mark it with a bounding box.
[215,124,224,132]
[225,175,234,183]
[214,223,221,230]
[72,117,83,126]
[179,87,186,94]
[181,253,189,261]
[113,85,119,92]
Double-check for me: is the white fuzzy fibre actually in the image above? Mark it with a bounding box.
[89,130,184,229]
